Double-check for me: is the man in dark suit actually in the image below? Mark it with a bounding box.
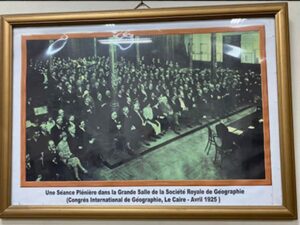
[130,101,153,145]
[50,116,65,145]
[120,106,139,154]
[26,128,48,181]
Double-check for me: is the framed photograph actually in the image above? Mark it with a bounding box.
[0,2,296,219]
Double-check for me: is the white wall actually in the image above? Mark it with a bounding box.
[0,1,300,224]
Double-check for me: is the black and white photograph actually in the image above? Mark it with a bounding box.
[23,26,270,185]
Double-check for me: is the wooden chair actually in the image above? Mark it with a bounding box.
[204,126,217,156]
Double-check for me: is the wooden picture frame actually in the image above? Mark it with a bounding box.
[0,2,296,219]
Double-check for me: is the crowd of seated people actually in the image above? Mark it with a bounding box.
[26,55,262,181]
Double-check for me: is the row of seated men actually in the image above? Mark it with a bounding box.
[27,56,261,120]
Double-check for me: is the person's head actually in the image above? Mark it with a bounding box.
[40,121,48,133]
[79,120,85,128]
[76,79,82,87]
[159,96,168,104]
[151,92,156,99]
[67,84,72,92]
[149,82,153,90]
[105,90,111,99]
[48,140,55,149]
[143,106,153,120]
[69,115,75,122]
[222,81,227,88]
[111,111,118,120]
[33,129,40,139]
[68,123,76,136]
[94,81,100,90]
[84,96,92,106]
[197,89,203,96]
[56,116,63,126]
[58,109,64,117]
[126,96,132,105]
[133,101,140,111]
[122,106,129,116]
[166,89,170,97]
[132,88,137,95]
[184,83,189,90]
[97,92,102,101]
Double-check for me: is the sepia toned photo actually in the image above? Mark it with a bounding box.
[22,26,271,186]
